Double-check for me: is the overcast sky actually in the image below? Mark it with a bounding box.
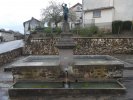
[0,0,82,34]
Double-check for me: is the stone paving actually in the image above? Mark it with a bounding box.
[0,55,133,100]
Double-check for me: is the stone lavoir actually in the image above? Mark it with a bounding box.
[8,5,126,99]
[10,55,124,82]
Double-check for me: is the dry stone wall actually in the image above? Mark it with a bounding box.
[0,48,22,67]
[74,38,133,55]
[24,37,133,55]
[25,38,59,55]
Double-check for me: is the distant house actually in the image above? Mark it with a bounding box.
[0,36,3,42]
[69,3,83,29]
[0,29,23,43]
[14,32,24,40]
[0,29,15,42]
[83,0,133,30]
[23,17,43,34]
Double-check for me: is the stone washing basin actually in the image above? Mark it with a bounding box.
[9,80,126,97]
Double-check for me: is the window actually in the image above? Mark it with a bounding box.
[93,10,101,18]
[77,6,81,11]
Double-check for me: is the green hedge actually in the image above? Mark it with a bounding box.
[122,21,132,31]
[112,21,123,34]
[112,20,132,34]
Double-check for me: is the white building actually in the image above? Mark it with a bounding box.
[23,17,43,34]
[69,3,83,29]
[0,30,15,42]
[83,0,133,30]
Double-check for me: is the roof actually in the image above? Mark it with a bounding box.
[70,3,82,9]
[0,40,24,54]
[0,30,13,34]
[0,29,22,35]
[14,32,23,36]
[23,17,41,26]
[85,6,114,12]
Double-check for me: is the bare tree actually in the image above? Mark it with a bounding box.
[41,1,62,27]
[41,1,76,27]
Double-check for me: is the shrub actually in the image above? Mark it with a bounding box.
[44,27,53,37]
[95,31,111,37]
[71,26,99,37]
[76,45,81,49]
[112,20,123,34]
[88,25,99,34]
[95,32,105,37]
[122,21,132,31]
[44,27,62,37]
[79,27,91,37]
[44,27,52,33]
[35,27,45,32]
[52,27,62,35]
[70,27,79,34]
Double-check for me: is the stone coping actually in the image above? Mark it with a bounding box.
[10,55,124,69]
[30,37,133,40]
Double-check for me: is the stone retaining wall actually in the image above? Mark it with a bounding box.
[25,38,58,55]
[24,37,133,55]
[0,48,22,67]
[12,66,123,82]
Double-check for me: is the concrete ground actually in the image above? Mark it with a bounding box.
[0,55,133,100]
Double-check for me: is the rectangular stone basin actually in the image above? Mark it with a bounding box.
[9,80,126,97]
[9,55,124,68]
[5,55,124,80]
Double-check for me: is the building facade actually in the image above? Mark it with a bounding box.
[0,30,15,42]
[69,3,83,29]
[23,17,43,34]
[83,0,133,30]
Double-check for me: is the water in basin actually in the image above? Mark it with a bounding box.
[13,81,122,89]
[22,55,115,63]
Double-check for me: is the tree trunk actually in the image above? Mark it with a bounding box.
[55,22,58,28]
